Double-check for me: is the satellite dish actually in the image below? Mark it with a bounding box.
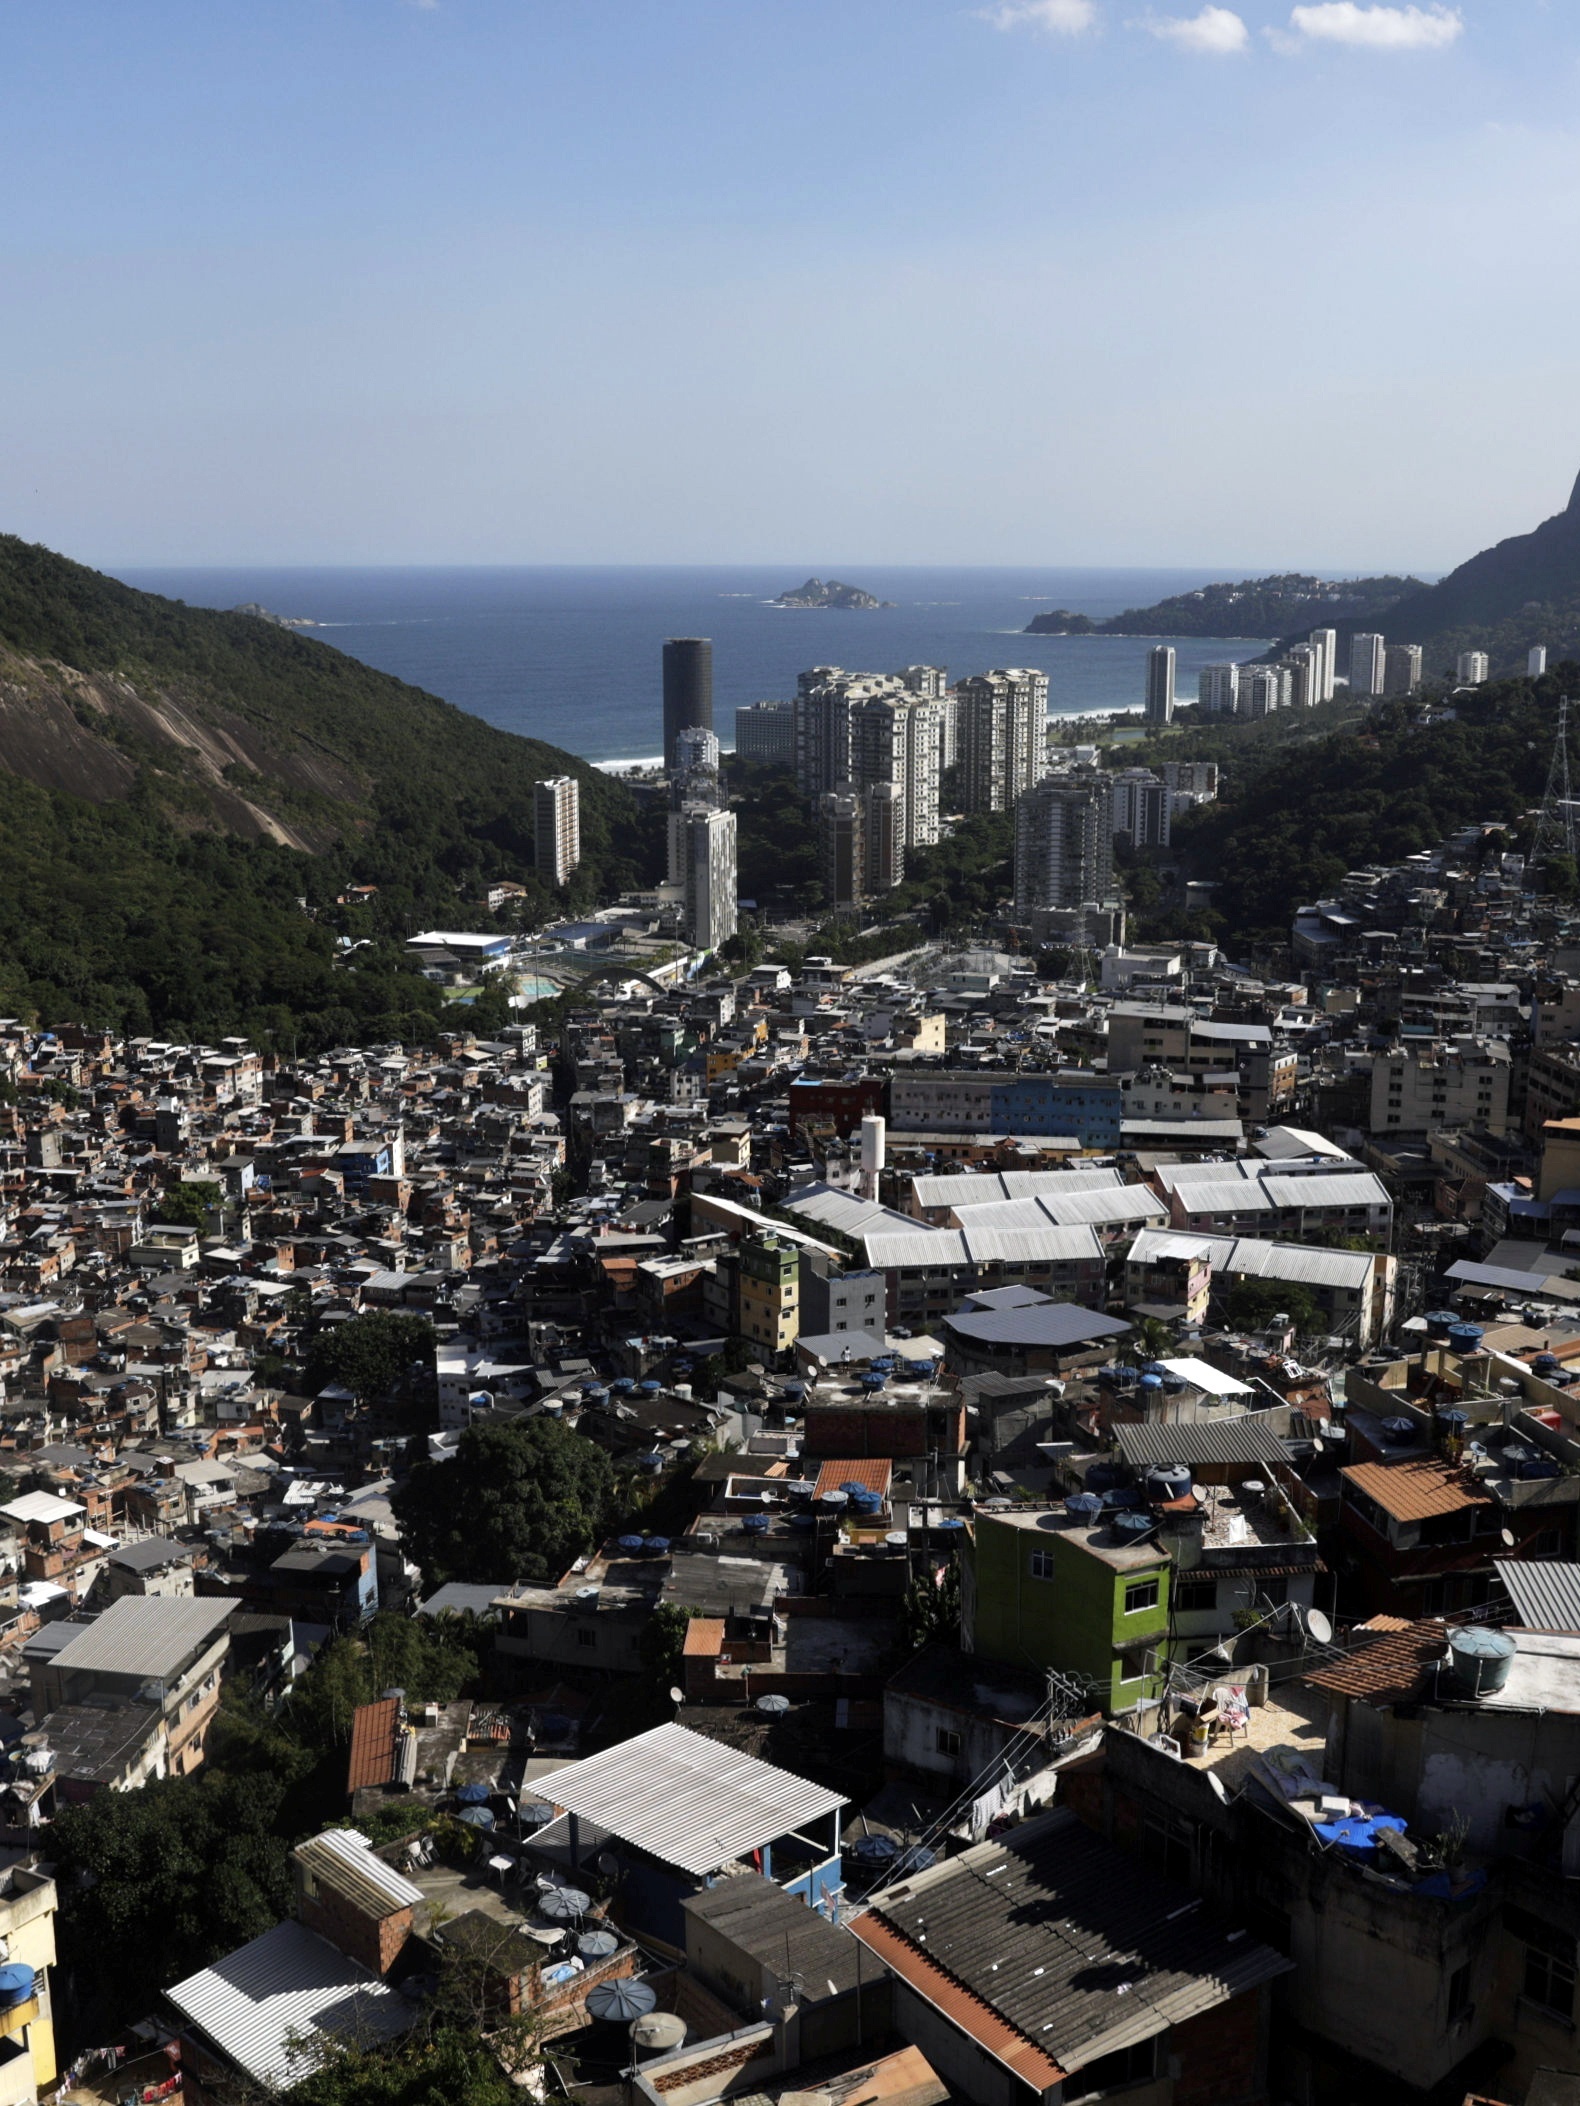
[1305,1608,1333,1646]
[1500,1527,1516,1549]
[668,1686,683,1705]
[1206,1771,1229,1805]
[1311,1435,1324,1453]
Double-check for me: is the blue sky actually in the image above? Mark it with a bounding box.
[2,1,1576,568]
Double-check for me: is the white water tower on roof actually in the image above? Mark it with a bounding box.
[858,1114,886,1202]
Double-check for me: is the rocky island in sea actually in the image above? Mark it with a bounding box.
[772,576,894,609]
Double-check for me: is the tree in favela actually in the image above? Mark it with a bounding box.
[391,1417,616,1587]
[305,1312,436,1407]
[47,1771,294,2048]
[1223,1277,1320,1335]
[152,1178,224,1229]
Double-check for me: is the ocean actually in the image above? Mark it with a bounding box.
[118,564,1278,765]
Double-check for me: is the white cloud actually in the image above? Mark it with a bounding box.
[978,0,1099,35]
[1145,6,1249,52]
[1284,4,1462,49]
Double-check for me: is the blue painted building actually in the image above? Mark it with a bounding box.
[989,1071,1124,1147]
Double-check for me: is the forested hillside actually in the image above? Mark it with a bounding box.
[1167,668,1578,945]
[0,536,664,1042]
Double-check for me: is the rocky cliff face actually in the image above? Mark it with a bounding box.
[0,642,363,849]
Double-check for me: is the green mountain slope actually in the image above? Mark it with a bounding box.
[0,536,661,1043]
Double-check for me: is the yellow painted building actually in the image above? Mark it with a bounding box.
[0,1861,58,2102]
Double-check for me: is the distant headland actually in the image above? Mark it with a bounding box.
[772,577,894,610]
[232,602,323,630]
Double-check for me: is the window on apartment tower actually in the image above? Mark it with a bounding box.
[1124,1578,1160,1615]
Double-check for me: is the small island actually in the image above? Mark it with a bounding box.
[773,576,894,610]
[231,602,323,630]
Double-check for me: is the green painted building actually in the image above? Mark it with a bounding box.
[962,1507,1172,1714]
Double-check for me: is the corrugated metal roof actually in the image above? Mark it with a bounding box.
[541,1722,846,1877]
[1115,1414,1291,1468]
[952,1191,1167,1232]
[862,1223,1103,1270]
[166,1919,414,2089]
[1445,1260,1580,1302]
[1127,1230,1373,1291]
[861,1807,1289,2073]
[295,1828,425,1916]
[1261,1172,1390,1210]
[47,1596,235,1680]
[1494,1558,1580,1634]
[1174,1182,1275,1215]
[910,1169,1121,1211]
[1342,1458,1492,1523]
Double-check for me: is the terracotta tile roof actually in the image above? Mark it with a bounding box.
[1342,1457,1492,1523]
[346,1697,401,1794]
[850,1912,1066,2093]
[1304,1620,1449,1704]
[813,1458,892,1499]
[682,1617,726,1657]
[1359,1613,1416,1632]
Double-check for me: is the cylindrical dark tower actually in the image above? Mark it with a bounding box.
[662,637,713,769]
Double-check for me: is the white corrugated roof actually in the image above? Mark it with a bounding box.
[542,1722,845,1876]
[47,1596,235,1679]
[1127,1228,1373,1290]
[1174,1181,1275,1215]
[166,1919,413,2089]
[908,1167,1120,1210]
[296,1827,425,1913]
[1155,1356,1252,1397]
[950,1190,1166,1232]
[1261,1173,1390,1210]
[1,1491,84,1526]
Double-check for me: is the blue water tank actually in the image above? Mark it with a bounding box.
[1381,1415,1418,1445]
[610,1377,637,1395]
[0,1966,34,2009]
[742,1514,771,1535]
[1146,1465,1192,1503]
[642,1536,671,1555]
[640,1379,664,1395]
[1424,1310,1458,1340]
[1448,1625,1517,1697]
[861,1374,887,1392]
[1533,1353,1561,1375]
[1447,1324,1484,1354]
[1139,1374,1164,1395]
[1065,1492,1104,1520]
[1112,1512,1155,1539]
[1436,1408,1468,1437]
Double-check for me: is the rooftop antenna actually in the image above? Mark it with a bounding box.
[1528,696,1576,891]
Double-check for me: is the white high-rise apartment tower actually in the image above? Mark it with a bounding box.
[1145,646,1175,724]
[1457,652,1490,686]
[1308,628,1337,703]
[1350,633,1387,698]
[1285,644,1319,710]
[681,806,738,951]
[955,669,1048,813]
[533,776,581,888]
[1199,664,1239,716]
[1530,646,1549,678]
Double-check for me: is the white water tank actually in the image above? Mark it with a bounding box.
[858,1115,886,1200]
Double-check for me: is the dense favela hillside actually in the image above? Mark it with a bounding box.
[0,535,657,1042]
